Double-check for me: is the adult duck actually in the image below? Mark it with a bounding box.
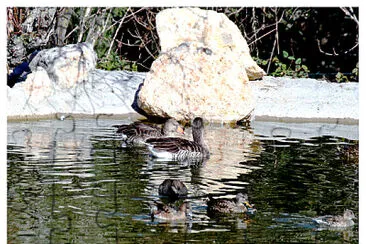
[150,201,190,221]
[113,118,184,145]
[312,209,355,228]
[145,117,209,160]
[207,193,254,215]
[158,179,188,199]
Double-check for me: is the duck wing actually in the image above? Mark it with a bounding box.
[207,196,237,214]
[145,137,204,154]
[116,122,162,140]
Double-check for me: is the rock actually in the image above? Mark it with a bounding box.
[135,7,266,122]
[22,8,57,33]
[19,66,53,104]
[136,42,255,123]
[7,35,27,66]
[21,8,57,49]
[29,42,97,88]
[156,7,266,80]
[249,76,359,120]
[7,69,145,118]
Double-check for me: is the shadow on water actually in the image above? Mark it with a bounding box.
[7,117,358,243]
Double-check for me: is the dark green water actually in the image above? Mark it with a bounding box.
[7,117,358,243]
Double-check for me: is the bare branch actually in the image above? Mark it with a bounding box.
[247,8,285,46]
[64,26,79,41]
[107,7,131,57]
[340,7,359,25]
[248,28,276,46]
[317,39,358,56]
[267,39,277,74]
[226,7,244,17]
[77,7,92,43]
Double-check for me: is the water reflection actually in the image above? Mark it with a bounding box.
[7,117,358,243]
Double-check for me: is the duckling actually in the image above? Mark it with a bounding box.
[207,193,254,215]
[158,179,188,200]
[150,201,190,221]
[312,209,355,228]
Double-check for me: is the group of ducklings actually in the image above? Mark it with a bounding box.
[150,179,255,221]
[151,179,356,229]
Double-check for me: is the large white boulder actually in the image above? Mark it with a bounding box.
[137,42,254,123]
[156,7,266,80]
[136,8,264,122]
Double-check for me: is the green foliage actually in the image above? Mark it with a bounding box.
[254,51,310,78]
[271,51,310,78]
[335,63,358,82]
[254,57,268,66]
[97,52,138,71]
[335,72,349,82]
[351,62,359,81]
[6,7,358,79]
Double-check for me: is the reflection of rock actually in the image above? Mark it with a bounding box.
[144,123,260,196]
[197,124,258,194]
[7,119,94,169]
[251,120,359,140]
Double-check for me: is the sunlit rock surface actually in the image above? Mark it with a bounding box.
[7,69,145,117]
[7,70,359,123]
[6,41,358,123]
[135,7,269,122]
[156,7,266,80]
[250,76,359,121]
[136,42,255,123]
[29,42,97,88]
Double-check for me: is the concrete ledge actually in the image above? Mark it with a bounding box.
[250,76,358,121]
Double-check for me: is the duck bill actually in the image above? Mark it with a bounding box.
[244,201,253,208]
[177,126,185,134]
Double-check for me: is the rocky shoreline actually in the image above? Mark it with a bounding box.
[7,69,358,124]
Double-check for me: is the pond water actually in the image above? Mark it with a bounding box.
[7,116,359,243]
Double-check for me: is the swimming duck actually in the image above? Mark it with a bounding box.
[158,179,188,199]
[145,117,209,160]
[113,118,184,145]
[312,209,355,228]
[150,201,190,221]
[207,193,254,215]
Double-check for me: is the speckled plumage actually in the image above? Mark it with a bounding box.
[207,193,252,215]
[151,201,189,221]
[146,117,209,160]
[114,118,183,145]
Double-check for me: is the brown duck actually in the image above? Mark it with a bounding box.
[158,179,188,199]
[207,193,254,215]
[114,118,184,145]
[150,201,190,221]
[145,117,209,160]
